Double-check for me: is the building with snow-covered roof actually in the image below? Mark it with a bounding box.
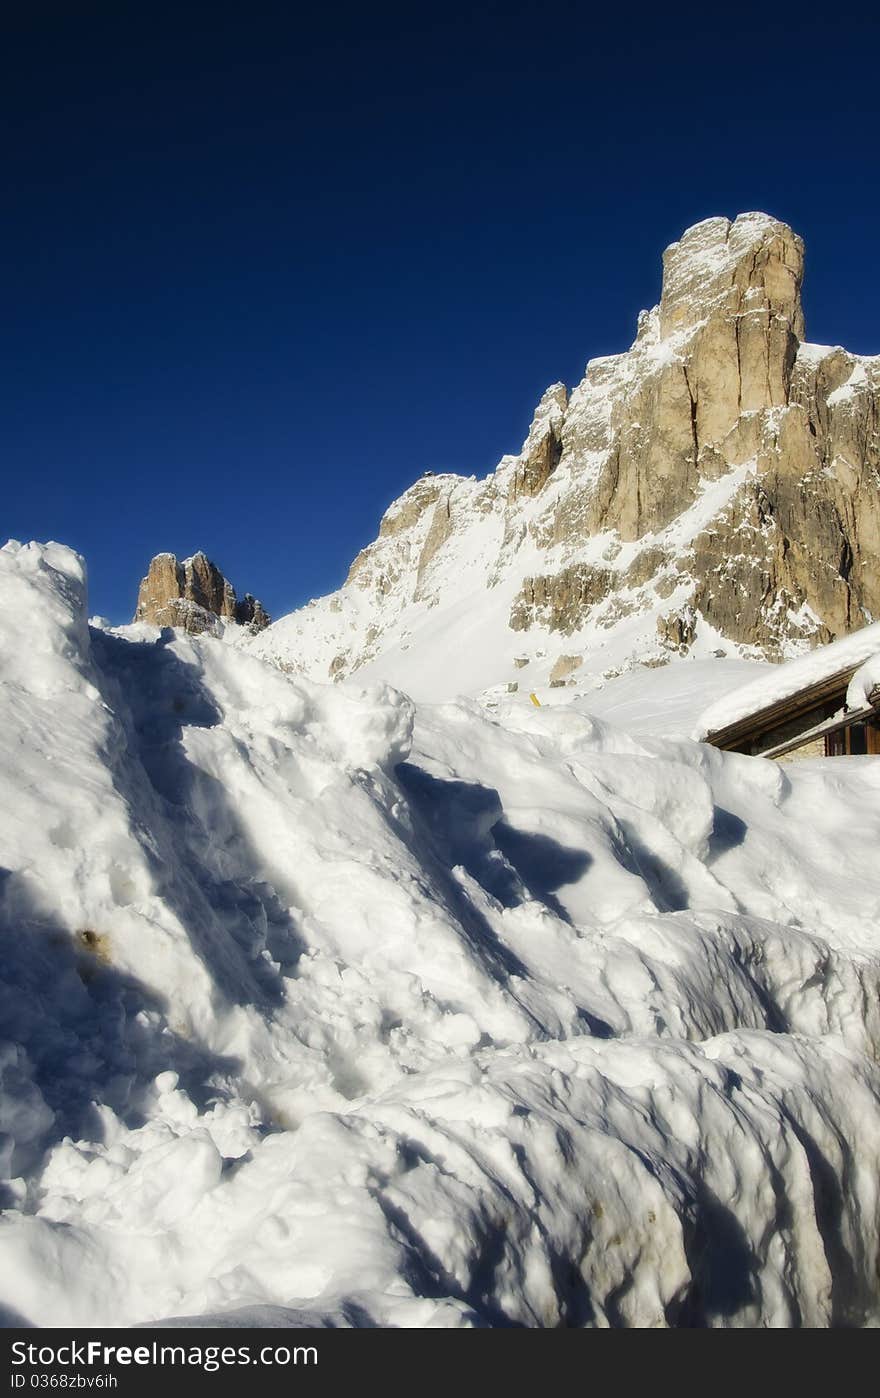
[694,624,880,760]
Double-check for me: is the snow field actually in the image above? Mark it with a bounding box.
[2,541,880,1327]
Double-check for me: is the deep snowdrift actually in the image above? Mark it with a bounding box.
[2,541,880,1328]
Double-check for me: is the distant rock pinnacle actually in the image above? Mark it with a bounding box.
[134,552,270,635]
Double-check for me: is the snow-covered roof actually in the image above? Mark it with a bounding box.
[693,622,880,740]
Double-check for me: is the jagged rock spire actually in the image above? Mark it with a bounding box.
[134,552,270,634]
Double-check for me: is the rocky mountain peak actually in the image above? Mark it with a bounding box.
[134,552,270,634]
[659,212,805,340]
[559,211,810,549]
[251,212,879,701]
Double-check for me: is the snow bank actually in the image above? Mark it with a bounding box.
[3,543,880,1327]
[569,657,771,737]
[846,654,880,711]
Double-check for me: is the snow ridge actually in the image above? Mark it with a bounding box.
[3,542,880,1327]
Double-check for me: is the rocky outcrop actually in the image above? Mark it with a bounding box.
[548,653,583,686]
[251,212,880,695]
[511,383,567,499]
[510,563,616,634]
[236,593,271,631]
[507,213,878,652]
[134,552,270,635]
[657,606,698,654]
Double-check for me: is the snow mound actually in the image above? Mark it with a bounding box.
[847,654,880,711]
[3,542,880,1328]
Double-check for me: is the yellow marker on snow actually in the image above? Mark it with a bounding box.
[529,692,541,707]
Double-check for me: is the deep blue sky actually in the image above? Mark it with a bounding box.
[4,2,879,623]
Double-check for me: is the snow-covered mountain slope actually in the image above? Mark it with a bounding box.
[4,540,880,1327]
[251,212,880,702]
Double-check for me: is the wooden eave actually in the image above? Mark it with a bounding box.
[704,662,868,751]
[759,702,879,759]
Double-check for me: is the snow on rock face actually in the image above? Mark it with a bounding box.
[658,212,804,339]
[4,542,880,1327]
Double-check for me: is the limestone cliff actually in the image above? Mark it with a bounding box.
[252,213,880,699]
[135,552,270,635]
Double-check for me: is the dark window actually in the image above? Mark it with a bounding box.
[849,724,868,755]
